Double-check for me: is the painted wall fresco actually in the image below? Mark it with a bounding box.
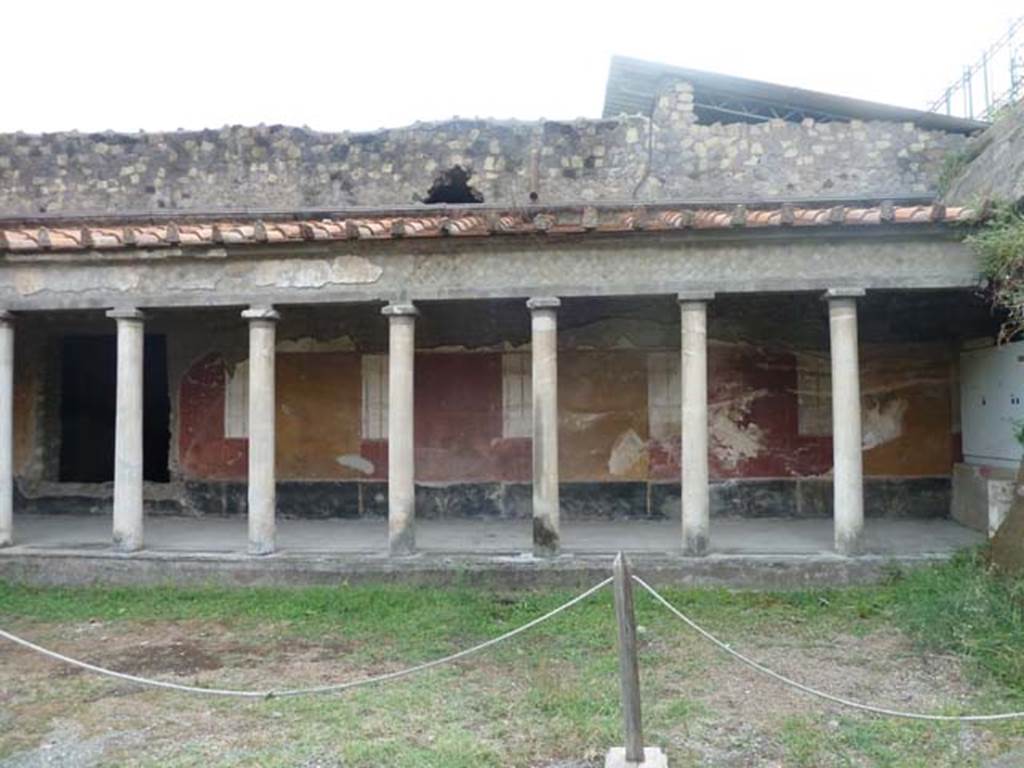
[560,351,649,482]
[176,340,958,484]
[179,351,532,483]
[415,353,517,482]
[13,358,38,474]
[860,345,957,477]
[277,352,363,480]
[178,354,246,480]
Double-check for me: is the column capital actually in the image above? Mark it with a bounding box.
[0,310,14,325]
[677,291,715,304]
[242,305,280,322]
[823,287,866,301]
[106,307,145,322]
[382,302,418,318]
[527,296,561,311]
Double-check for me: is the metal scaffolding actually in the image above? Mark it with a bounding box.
[929,16,1024,121]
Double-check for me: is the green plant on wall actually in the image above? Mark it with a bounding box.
[938,146,979,195]
[967,203,1024,343]
[937,135,992,196]
[968,203,1024,464]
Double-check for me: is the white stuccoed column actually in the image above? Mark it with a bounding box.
[527,296,560,557]
[826,288,865,555]
[679,292,713,556]
[243,305,279,556]
[0,312,13,548]
[383,302,418,556]
[107,308,145,552]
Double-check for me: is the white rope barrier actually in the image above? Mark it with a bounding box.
[7,570,1023,723]
[0,576,613,700]
[632,574,1024,723]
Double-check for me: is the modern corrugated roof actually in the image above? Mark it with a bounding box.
[0,202,975,255]
[603,56,988,134]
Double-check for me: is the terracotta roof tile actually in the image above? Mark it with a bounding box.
[843,208,883,225]
[692,209,734,229]
[0,203,976,256]
[791,207,832,226]
[893,205,934,223]
[745,209,784,227]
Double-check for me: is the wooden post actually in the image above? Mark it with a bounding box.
[612,552,644,763]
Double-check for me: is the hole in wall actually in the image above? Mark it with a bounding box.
[422,165,484,204]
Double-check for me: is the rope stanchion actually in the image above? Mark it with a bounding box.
[0,576,612,700]
[632,574,1024,723]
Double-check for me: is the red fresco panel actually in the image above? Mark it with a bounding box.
[178,354,247,480]
[649,345,832,482]
[359,439,388,481]
[175,345,950,485]
[414,353,506,482]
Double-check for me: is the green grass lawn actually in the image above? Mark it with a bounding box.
[2,550,1024,766]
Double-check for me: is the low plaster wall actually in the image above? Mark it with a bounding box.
[0,548,963,590]
[951,462,1016,535]
[14,477,951,521]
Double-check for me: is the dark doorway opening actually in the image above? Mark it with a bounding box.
[59,335,171,483]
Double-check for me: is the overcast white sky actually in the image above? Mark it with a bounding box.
[3,1,1021,134]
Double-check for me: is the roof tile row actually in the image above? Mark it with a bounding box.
[0,203,974,254]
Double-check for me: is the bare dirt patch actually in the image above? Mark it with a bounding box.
[51,641,223,679]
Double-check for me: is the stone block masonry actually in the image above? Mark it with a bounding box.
[0,83,968,216]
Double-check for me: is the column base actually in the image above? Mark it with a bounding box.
[682,531,708,557]
[532,517,560,558]
[532,544,560,558]
[605,746,668,767]
[834,530,863,557]
[112,534,143,553]
[248,540,276,557]
[388,528,416,557]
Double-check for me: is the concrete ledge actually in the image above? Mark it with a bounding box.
[0,547,962,590]
[606,746,668,767]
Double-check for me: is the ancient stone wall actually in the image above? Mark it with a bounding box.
[943,100,1024,206]
[0,83,967,216]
